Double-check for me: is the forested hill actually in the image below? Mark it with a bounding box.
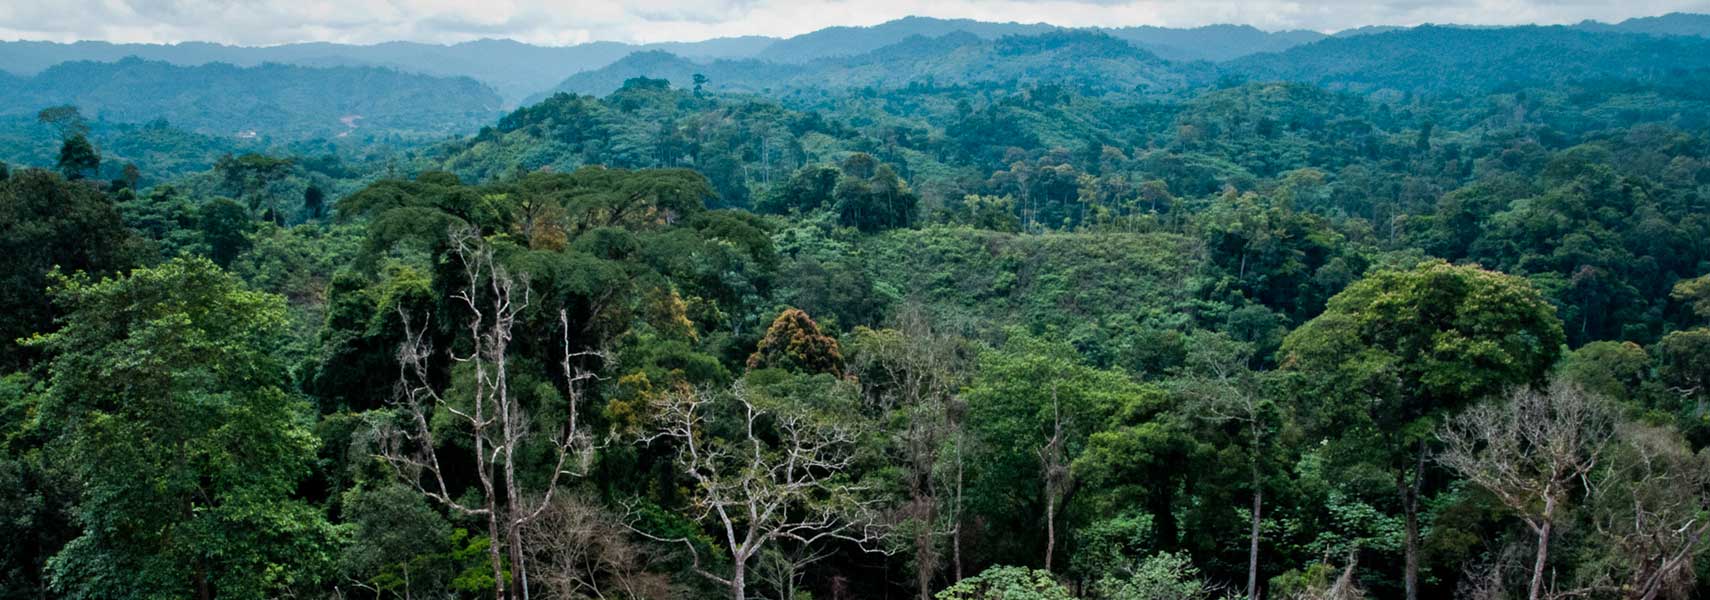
[11,12,1710,600]
[1226,25,1710,95]
[0,58,504,140]
[0,37,776,104]
[543,31,1203,98]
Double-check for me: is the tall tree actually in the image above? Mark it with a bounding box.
[55,134,100,181]
[849,307,975,596]
[1171,332,1284,600]
[1281,260,1564,600]
[33,257,334,599]
[0,169,145,370]
[380,227,602,600]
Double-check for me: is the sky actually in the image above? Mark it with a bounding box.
[2,0,1709,46]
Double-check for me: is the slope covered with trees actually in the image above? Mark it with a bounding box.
[4,15,1710,600]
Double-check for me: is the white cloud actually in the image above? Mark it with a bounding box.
[0,0,1707,45]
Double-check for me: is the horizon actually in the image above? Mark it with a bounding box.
[3,2,1708,47]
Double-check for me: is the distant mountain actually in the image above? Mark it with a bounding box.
[753,16,1057,63]
[0,37,777,105]
[0,58,504,140]
[1575,12,1710,37]
[1226,25,1710,96]
[1102,24,1326,61]
[752,17,1326,64]
[543,31,1204,99]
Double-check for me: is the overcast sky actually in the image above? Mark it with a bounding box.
[3,0,1708,46]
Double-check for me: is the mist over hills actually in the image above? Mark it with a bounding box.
[2,12,1710,147]
[1226,24,1710,95]
[539,30,1205,100]
[0,36,774,105]
[0,58,504,140]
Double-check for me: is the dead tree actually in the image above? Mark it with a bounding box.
[380,226,602,600]
[850,307,972,597]
[1439,379,1616,600]
[518,494,672,600]
[1585,424,1710,600]
[1039,385,1073,574]
[632,383,887,600]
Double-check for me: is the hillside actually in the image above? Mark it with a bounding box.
[752,16,1057,63]
[0,58,504,140]
[1226,25,1710,95]
[0,37,776,105]
[545,31,1203,98]
[1104,24,1326,61]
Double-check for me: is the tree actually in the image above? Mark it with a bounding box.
[198,197,253,267]
[1439,378,1617,600]
[1582,424,1710,600]
[304,185,326,220]
[1171,332,1282,600]
[935,565,1072,600]
[967,333,1158,572]
[1281,260,1564,600]
[850,308,975,596]
[33,257,335,599]
[519,495,672,600]
[37,105,87,139]
[380,226,602,600]
[0,168,145,370]
[834,154,917,232]
[55,134,99,181]
[633,381,885,600]
[748,307,846,375]
[216,154,295,223]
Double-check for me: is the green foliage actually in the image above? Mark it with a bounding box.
[1093,552,1210,600]
[0,168,146,370]
[54,134,98,180]
[1282,260,1564,438]
[32,257,334,598]
[935,565,1073,600]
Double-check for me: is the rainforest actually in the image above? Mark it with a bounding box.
[3,10,1710,600]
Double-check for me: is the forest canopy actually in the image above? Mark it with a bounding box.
[3,13,1710,600]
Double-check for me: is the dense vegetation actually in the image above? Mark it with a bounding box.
[4,14,1710,600]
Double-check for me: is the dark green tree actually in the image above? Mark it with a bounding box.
[55,135,100,181]
[33,257,335,599]
[1280,260,1564,600]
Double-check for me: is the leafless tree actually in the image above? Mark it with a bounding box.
[518,494,673,600]
[1039,385,1072,574]
[850,307,972,597]
[631,383,888,600]
[1439,379,1617,600]
[379,226,603,600]
[1582,424,1710,600]
[755,541,834,600]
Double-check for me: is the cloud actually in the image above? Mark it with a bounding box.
[1,0,1707,46]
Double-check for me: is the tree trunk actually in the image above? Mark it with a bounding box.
[1248,479,1263,600]
[487,508,506,600]
[1528,512,1552,600]
[731,562,747,600]
[917,521,934,600]
[1044,493,1057,572]
[509,524,528,600]
[1401,442,1425,600]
